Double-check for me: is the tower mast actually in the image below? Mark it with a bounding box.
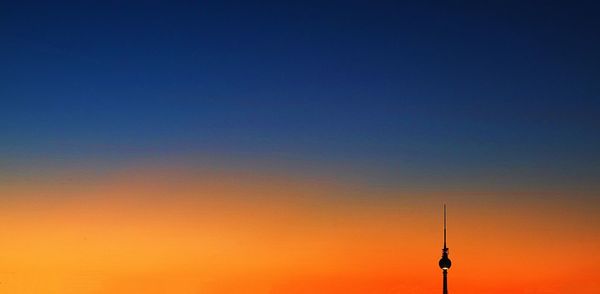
[438,204,452,294]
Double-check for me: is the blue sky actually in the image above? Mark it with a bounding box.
[1,1,599,188]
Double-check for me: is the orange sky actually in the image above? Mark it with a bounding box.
[0,164,598,293]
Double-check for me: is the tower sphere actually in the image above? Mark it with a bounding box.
[439,255,452,270]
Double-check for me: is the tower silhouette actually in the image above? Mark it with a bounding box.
[438,204,452,294]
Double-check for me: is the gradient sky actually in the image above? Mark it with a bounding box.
[1,1,600,293]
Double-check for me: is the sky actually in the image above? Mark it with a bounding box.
[1,1,599,293]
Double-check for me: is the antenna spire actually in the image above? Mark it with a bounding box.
[443,204,447,249]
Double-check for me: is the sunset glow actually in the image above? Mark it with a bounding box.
[1,165,598,293]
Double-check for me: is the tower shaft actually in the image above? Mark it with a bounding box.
[443,269,448,294]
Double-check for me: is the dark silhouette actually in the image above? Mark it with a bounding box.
[438,204,452,294]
